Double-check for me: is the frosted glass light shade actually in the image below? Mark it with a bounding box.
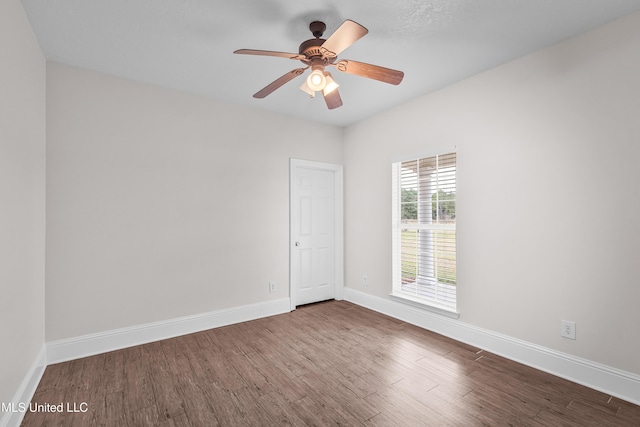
[299,80,315,97]
[322,74,339,95]
[307,69,326,91]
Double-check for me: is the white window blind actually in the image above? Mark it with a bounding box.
[392,152,457,311]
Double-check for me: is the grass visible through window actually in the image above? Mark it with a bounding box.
[401,229,456,285]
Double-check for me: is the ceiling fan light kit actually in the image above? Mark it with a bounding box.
[234,19,404,110]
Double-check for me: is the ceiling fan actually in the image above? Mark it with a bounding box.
[234,20,404,110]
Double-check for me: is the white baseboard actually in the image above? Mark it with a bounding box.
[344,288,640,406]
[0,344,47,427]
[46,298,291,365]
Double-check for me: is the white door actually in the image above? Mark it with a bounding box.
[290,160,343,309]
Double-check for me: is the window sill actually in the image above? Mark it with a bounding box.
[389,292,460,319]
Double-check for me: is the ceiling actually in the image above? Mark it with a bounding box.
[21,0,640,127]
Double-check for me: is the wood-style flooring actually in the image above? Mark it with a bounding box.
[21,300,640,426]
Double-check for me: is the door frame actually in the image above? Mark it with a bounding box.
[289,159,344,311]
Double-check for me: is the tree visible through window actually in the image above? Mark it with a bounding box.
[392,152,457,310]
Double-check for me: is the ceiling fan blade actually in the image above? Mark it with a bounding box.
[323,87,343,110]
[320,20,368,58]
[333,59,404,85]
[234,49,305,61]
[253,68,306,99]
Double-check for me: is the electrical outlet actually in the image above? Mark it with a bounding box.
[269,281,276,293]
[561,320,576,340]
[362,275,368,286]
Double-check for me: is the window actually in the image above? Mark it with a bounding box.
[392,151,457,313]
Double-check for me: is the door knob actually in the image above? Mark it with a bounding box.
[295,242,300,246]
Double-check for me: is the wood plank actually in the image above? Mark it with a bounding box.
[256,391,308,426]
[145,341,186,422]
[611,396,640,425]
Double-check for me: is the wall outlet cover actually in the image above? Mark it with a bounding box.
[561,320,576,340]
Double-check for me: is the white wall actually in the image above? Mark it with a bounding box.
[0,0,46,411]
[344,11,640,375]
[45,63,343,341]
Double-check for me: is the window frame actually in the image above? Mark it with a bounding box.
[391,150,459,318]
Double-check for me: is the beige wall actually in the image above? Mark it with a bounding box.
[0,0,46,408]
[45,63,343,341]
[344,11,640,374]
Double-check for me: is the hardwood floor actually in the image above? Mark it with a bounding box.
[21,300,640,426]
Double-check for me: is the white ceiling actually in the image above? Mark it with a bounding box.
[21,0,640,127]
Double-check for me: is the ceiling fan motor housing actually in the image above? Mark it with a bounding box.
[299,38,326,60]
